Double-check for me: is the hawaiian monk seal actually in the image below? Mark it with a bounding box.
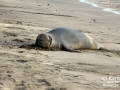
[35,27,109,52]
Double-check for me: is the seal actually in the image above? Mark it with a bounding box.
[35,27,109,52]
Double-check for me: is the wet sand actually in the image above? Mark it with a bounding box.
[87,0,120,10]
[80,0,120,15]
[0,0,120,90]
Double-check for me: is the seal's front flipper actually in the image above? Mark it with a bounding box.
[62,44,81,53]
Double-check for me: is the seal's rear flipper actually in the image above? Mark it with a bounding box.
[62,44,81,53]
[99,47,111,52]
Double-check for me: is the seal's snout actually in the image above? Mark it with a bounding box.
[35,34,51,48]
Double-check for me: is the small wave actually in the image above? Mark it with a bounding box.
[80,0,99,7]
[103,8,120,15]
[79,0,120,15]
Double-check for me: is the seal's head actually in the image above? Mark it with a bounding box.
[35,34,52,48]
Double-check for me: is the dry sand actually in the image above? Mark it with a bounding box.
[0,0,120,90]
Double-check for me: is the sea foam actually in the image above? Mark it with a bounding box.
[79,0,120,15]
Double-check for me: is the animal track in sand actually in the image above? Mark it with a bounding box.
[0,5,24,9]
[77,62,101,66]
[16,60,28,63]
[2,31,17,37]
[38,79,51,86]
[116,43,120,44]
[12,39,24,42]
[8,10,77,18]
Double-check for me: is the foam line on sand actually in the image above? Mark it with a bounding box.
[79,0,120,15]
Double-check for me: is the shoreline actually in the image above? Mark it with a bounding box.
[79,0,120,15]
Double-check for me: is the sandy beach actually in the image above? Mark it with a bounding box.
[0,0,120,90]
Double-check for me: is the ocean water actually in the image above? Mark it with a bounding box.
[79,0,120,15]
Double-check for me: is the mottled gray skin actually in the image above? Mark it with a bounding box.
[35,27,105,52]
